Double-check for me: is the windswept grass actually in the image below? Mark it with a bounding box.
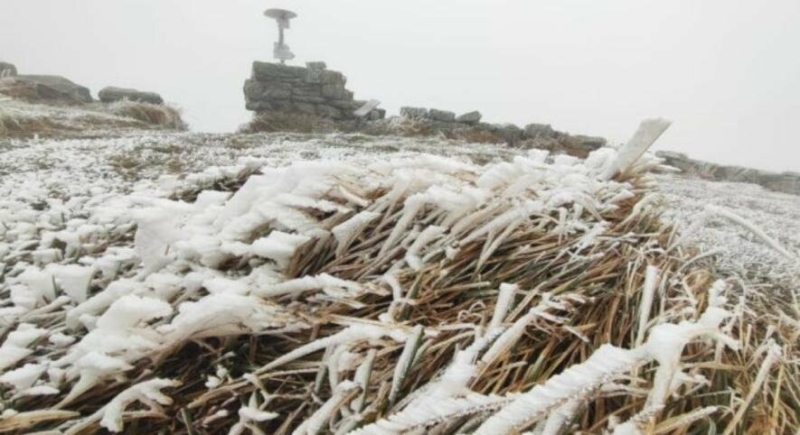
[0,97,187,139]
[0,120,797,434]
[108,101,187,131]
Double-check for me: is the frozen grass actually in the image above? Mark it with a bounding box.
[0,120,797,434]
[658,174,800,290]
[107,101,187,131]
[0,97,186,139]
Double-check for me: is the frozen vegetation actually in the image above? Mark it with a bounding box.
[0,121,798,434]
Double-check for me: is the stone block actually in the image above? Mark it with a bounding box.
[322,83,347,99]
[15,75,92,102]
[98,86,163,105]
[292,101,317,114]
[316,104,342,119]
[320,70,346,85]
[367,108,386,121]
[429,109,456,122]
[490,123,524,144]
[243,78,263,98]
[305,61,327,83]
[293,95,326,103]
[456,110,482,124]
[400,106,429,119]
[524,123,556,139]
[262,83,293,99]
[252,61,307,81]
[246,100,273,111]
[0,61,16,77]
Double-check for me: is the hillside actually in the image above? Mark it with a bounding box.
[1,126,798,434]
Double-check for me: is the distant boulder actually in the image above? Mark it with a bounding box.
[0,61,17,77]
[99,86,164,105]
[429,108,456,122]
[400,106,429,119]
[456,110,482,125]
[523,123,556,139]
[1,75,92,104]
[16,75,92,103]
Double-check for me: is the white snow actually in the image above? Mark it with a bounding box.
[1,126,796,433]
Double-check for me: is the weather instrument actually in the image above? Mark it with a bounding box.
[264,8,297,64]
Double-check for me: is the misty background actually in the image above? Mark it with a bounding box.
[2,0,799,172]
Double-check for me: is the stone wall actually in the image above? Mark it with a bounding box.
[244,61,384,120]
[657,151,800,196]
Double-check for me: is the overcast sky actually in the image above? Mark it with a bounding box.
[2,0,799,172]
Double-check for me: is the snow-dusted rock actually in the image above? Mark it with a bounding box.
[98,86,164,105]
[456,110,482,124]
[0,61,17,77]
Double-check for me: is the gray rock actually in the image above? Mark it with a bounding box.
[572,135,606,151]
[429,109,456,122]
[292,101,317,114]
[321,83,347,99]
[305,61,327,83]
[0,61,17,77]
[243,78,264,98]
[523,123,556,139]
[490,123,524,144]
[246,100,273,111]
[98,86,164,105]
[400,106,429,119]
[329,99,362,111]
[306,61,327,70]
[367,108,386,121]
[293,95,326,104]
[320,70,346,85]
[16,75,92,102]
[271,100,293,112]
[456,111,482,124]
[252,61,307,81]
[316,104,342,119]
[353,99,380,118]
[262,83,293,99]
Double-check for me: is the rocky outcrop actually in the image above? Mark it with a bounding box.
[14,75,92,103]
[395,108,605,154]
[0,75,92,104]
[657,151,800,196]
[99,87,164,105]
[0,61,16,78]
[400,107,428,119]
[243,61,383,120]
[456,111,482,125]
[429,109,456,122]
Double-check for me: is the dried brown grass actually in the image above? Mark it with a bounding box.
[4,148,798,434]
[110,101,187,130]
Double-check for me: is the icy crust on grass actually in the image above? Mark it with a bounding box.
[0,123,791,433]
[658,175,800,287]
[0,137,664,432]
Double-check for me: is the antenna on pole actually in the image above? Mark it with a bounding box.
[264,8,297,64]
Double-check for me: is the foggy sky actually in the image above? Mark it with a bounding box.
[2,0,799,172]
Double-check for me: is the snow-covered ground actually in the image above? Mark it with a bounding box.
[1,130,797,433]
[2,131,796,289]
[657,175,800,289]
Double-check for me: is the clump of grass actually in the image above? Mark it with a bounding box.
[2,120,797,434]
[109,101,187,130]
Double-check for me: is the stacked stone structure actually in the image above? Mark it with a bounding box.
[244,61,384,120]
